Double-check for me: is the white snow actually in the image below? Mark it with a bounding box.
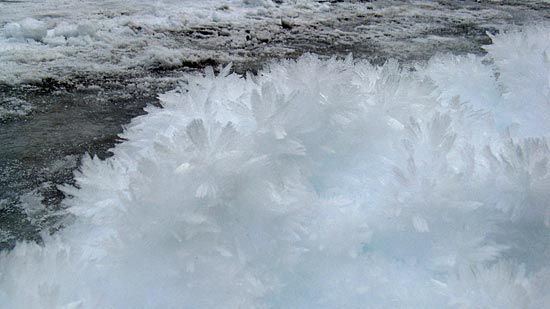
[0,0,334,84]
[0,0,544,84]
[4,18,47,41]
[0,26,549,308]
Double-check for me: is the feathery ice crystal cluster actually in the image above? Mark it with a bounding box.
[1,26,549,308]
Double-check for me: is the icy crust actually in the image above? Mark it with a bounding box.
[1,0,549,84]
[1,28,550,308]
[0,0,334,84]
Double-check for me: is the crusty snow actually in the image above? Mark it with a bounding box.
[1,0,549,84]
[0,25,549,308]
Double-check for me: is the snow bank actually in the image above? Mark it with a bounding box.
[0,27,549,308]
[0,0,334,84]
[1,0,542,85]
[4,18,47,42]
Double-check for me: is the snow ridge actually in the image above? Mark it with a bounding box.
[0,27,549,308]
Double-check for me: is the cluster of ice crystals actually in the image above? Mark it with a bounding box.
[1,27,549,308]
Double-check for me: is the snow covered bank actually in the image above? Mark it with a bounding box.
[1,27,549,308]
[1,0,548,84]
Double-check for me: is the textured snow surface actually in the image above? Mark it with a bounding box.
[1,27,550,308]
[2,0,549,84]
[0,0,337,83]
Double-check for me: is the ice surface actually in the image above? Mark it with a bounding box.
[1,0,548,84]
[0,0,333,83]
[0,26,549,308]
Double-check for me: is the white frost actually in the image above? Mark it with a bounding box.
[0,27,549,308]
